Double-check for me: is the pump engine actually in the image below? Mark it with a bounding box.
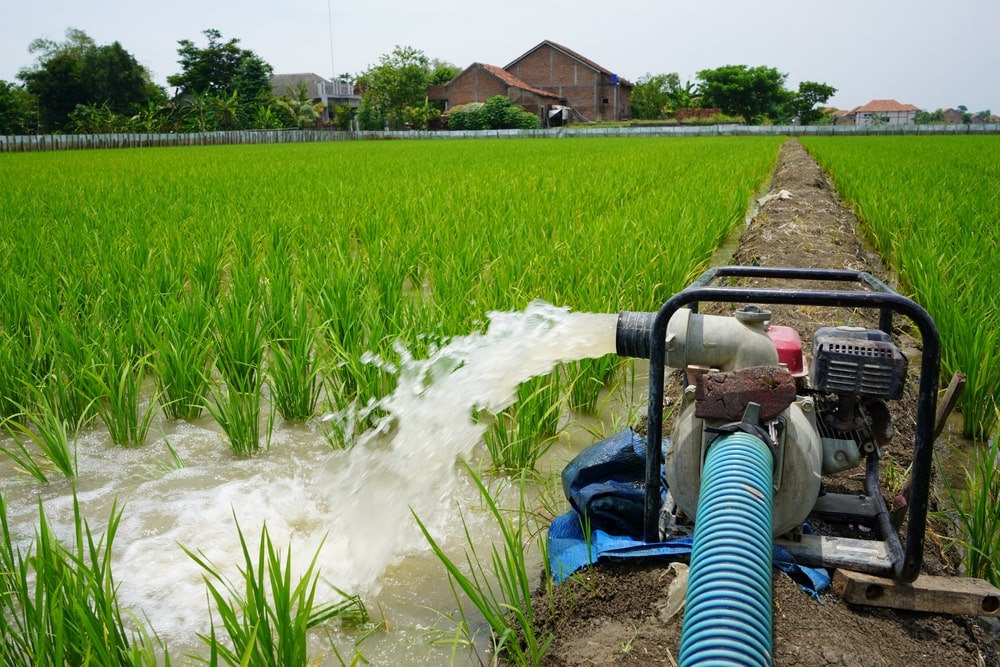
[651,306,909,537]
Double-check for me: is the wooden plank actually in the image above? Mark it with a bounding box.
[933,370,966,441]
[832,569,1000,616]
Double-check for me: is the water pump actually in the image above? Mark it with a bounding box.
[615,265,941,583]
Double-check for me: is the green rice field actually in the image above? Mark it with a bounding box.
[2,134,999,663]
[1,136,784,663]
[0,137,783,446]
[801,136,1000,439]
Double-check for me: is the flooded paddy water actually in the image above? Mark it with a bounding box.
[0,302,626,664]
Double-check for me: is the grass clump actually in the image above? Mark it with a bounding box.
[414,465,553,666]
[183,518,371,666]
[0,492,165,665]
[484,373,564,474]
[1,387,80,482]
[940,431,1000,587]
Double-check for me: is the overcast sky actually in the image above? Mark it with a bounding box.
[2,0,997,115]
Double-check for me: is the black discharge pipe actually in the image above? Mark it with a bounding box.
[615,310,654,359]
[614,266,940,583]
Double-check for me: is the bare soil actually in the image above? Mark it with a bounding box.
[531,139,1000,667]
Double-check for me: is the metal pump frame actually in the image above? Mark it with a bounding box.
[643,266,940,582]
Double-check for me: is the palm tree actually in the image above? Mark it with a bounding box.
[274,83,323,129]
[208,90,241,130]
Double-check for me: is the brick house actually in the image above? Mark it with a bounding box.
[438,63,564,118]
[845,99,920,126]
[942,108,965,124]
[504,41,632,122]
[433,40,632,125]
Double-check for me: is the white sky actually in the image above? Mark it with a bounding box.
[2,0,998,115]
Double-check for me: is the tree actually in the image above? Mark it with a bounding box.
[630,73,672,120]
[0,80,36,134]
[665,76,699,112]
[273,82,323,129]
[357,45,433,130]
[696,65,793,124]
[168,29,272,102]
[915,109,946,124]
[630,73,701,120]
[787,81,837,124]
[17,28,161,132]
[445,97,539,131]
[67,101,124,133]
[429,59,459,86]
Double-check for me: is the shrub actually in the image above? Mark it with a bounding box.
[447,96,539,131]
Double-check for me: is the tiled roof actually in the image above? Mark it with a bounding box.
[851,99,921,113]
[477,63,561,99]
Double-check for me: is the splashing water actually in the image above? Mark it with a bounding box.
[0,301,620,660]
[313,301,619,590]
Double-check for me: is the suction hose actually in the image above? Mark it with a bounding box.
[678,431,774,667]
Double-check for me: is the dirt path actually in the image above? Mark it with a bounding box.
[532,139,999,667]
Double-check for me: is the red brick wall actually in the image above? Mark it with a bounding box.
[674,108,723,120]
[507,45,630,121]
[445,66,508,109]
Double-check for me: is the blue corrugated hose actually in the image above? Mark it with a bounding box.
[678,431,774,666]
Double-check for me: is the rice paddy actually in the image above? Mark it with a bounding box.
[800,136,1000,440]
[3,134,998,663]
[0,136,782,663]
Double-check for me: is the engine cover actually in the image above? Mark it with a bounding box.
[811,326,908,399]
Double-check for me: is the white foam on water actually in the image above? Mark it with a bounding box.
[1,301,620,657]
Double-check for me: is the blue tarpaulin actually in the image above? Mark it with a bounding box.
[549,428,830,599]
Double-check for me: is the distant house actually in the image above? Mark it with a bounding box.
[433,40,632,125]
[504,41,632,122]
[831,109,856,126]
[268,73,360,122]
[440,63,564,119]
[847,99,920,126]
[942,108,965,124]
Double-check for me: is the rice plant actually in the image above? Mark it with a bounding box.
[1,387,80,482]
[0,492,166,665]
[0,329,44,422]
[268,325,322,422]
[214,228,267,395]
[265,259,321,421]
[91,337,158,448]
[183,518,370,666]
[413,465,553,666]
[191,234,227,302]
[484,372,564,474]
[940,431,1000,587]
[149,293,214,421]
[207,387,274,458]
[45,319,103,431]
[566,356,621,414]
[210,246,272,454]
[214,296,266,398]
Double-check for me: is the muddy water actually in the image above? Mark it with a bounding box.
[0,302,623,665]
